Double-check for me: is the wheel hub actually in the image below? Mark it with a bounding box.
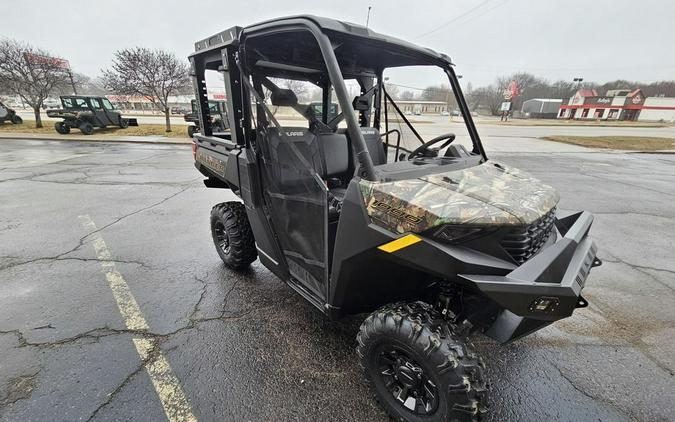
[377,348,438,415]
[395,362,422,389]
[214,222,230,254]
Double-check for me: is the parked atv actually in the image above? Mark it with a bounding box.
[190,16,600,421]
[47,95,137,135]
[0,101,23,125]
[184,99,228,138]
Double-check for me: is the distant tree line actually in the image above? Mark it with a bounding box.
[387,72,675,116]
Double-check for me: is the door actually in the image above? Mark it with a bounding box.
[87,98,110,126]
[251,77,329,301]
[100,98,120,126]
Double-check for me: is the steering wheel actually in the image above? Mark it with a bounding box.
[407,133,456,160]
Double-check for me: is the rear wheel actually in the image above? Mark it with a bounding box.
[357,302,487,422]
[210,202,257,269]
[11,115,22,124]
[79,122,94,135]
[55,122,70,134]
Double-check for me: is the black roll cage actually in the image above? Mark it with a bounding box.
[189,16,488,181]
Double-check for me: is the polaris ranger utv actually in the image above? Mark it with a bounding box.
[0,101,23,125]
[184,99,229,138]
[190,15,600,421]
[47,95,137,135]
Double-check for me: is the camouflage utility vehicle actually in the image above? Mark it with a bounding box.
[0,101,22,125]
[184,99,229,138]
[190,16,600,421]
[47,95,137,135]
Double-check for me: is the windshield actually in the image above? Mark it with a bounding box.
[241,28,486,179]
[381,65,478,160]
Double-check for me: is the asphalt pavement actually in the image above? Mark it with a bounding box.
[0,138,674,421]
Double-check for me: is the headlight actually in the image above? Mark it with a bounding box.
[428,225,492,244]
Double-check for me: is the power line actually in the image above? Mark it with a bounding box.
[415,0,492,39]
[385,82,450,91]
[453,0,511,27]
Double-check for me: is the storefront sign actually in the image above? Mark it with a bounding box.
[585,97,611,105]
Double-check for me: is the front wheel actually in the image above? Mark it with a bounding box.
[11,115,23,124]
[55,121,70,134]
[210,202,257,269]
[79,122,94,135]
[187,125,197,138]
[119,118,129,129]
[357,302,487,422]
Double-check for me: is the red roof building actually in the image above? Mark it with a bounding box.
[558,88,648,121]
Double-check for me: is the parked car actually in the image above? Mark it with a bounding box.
[440,110,449,116]
[42,97,61,109]
[171,106,190,115]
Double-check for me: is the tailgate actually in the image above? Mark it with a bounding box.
[193,134,237,181]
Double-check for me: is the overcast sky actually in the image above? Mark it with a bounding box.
[3,0,674,89]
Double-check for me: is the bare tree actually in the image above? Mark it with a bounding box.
[0,39,71,128]
[472,85,503,115]
[399,90,416,101]
[67,73,108,96]
[102,48,190,132]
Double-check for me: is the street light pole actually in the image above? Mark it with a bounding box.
[67,68,77,95]
[573,77,584,92]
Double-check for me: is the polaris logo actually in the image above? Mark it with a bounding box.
[285,131,304,137]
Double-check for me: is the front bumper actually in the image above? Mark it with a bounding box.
[459,211,601,343]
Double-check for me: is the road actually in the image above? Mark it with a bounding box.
[1,138,674,421]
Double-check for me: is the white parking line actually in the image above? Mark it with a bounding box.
[79,215,197,422]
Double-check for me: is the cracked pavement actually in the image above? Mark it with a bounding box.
[1,139,674,421]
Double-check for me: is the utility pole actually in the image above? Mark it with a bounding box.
[366,6,372,28]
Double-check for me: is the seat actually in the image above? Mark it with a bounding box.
[266,127,349,190]
[339,127,386,167]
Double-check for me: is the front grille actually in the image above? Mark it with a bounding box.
[501,207,557,264]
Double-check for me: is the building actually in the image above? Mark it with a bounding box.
[638,97,675,122]
[107,90,227,112]
[387,100,448,114]
[557,88,675,121]
[521,98,562,119]
[557,88,642,120]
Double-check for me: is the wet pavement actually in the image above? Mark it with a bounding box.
[0,139,673,421]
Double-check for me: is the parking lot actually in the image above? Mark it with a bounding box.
[1,137,674,421]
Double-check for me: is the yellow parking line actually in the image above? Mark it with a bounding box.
[79,215,197,422]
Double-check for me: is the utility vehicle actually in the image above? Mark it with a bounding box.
[184,99,229,138]
[0,101,22,125]
[47,95,137,135]
[190,15,600,421]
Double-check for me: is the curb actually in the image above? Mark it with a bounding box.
[0,133,192,146]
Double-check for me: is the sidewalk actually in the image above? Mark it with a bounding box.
[0,131,192,145]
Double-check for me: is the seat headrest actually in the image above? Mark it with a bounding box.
[270,89,298,107]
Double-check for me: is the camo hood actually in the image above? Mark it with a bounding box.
[359,161,559,234]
